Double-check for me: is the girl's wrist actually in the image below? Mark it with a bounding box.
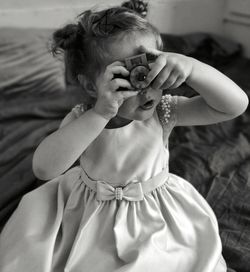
[92,106,113,121]
[185,57,198,86]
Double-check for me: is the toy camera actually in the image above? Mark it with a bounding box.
[116,52,157,90]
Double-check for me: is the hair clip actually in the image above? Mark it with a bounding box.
[92,10,121,35]
[77,21,86,37]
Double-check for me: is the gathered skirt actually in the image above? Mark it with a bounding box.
[0,166,227,272]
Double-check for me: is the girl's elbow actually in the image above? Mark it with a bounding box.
[242,93,249,113]
[234,92,249,116]
[32,165,60,181]
[226,90,249,117]
[32,167,48,181]
[32,154,56,181]
[32,159,50,181]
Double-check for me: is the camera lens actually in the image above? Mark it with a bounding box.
[137,73,147,81]
[130,65,150,89]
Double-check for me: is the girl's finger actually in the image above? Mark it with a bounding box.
[111,78,134,91]
[151,65,173,89]
[116,90,139,100]
[110,66,129,77]
[139,45,162,57]
[146,54,167,85]
[108,61,125,67]
[168,76,186,89]
[161,70,180,89]
[105,63,128,80]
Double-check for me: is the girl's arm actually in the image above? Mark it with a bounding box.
[176,58,249,126]
[32,109,109,180]
[142,46,249,126]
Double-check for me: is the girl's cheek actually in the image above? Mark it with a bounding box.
[119,102,133,113]
[118,98,137,114]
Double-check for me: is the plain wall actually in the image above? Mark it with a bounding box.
[0,0,250,56]
[147,0,226,35]
[0,0,226,34]
[223,0,250,57]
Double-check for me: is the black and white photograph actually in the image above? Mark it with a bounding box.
[0,0,249,271]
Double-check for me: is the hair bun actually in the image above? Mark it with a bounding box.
[121,0,148,17]
[52,24,79,52]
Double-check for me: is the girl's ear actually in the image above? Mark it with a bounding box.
[77,74,97,98]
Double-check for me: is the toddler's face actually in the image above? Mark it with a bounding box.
[105,33,163,123]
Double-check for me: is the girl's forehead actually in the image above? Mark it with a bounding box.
[107,33,157,63]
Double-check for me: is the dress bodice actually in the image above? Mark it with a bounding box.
[72,95,178,185]
[80,111,169,185]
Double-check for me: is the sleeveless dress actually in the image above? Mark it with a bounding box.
[0,95,227,272]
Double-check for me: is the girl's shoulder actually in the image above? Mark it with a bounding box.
[59,103,86,129]
[71,104,86,118]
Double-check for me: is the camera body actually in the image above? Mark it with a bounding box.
[116,52,157,90]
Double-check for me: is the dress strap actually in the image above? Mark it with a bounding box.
[71,104,85,118]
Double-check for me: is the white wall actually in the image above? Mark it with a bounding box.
[0,0,250,56]
[0,0,225,34]
[148,0,226,35]
[223,0,250,57]
[0,0,124,28]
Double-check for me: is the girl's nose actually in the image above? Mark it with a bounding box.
[138,88,148,96]
[138,88,154,103]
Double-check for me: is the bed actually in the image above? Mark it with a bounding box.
[0,27,249,272]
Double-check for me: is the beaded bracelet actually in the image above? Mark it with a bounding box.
[157,94,172,126]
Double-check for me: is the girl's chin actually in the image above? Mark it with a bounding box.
[132,107,155,121]
[116,106,156,122]
[107,115,132,128]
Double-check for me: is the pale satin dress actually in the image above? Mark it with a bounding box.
[0,95,227,272]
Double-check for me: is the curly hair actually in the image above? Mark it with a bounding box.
[51,5,162,86]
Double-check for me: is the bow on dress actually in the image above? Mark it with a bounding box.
[96,180,144,201]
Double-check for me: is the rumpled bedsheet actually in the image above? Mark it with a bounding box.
[0,89,84,230]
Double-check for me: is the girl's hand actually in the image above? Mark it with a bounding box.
[94,61,139,120]
[140,46,194,90]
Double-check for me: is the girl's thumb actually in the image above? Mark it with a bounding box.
[139,45,161,56]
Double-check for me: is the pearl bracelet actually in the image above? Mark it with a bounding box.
[157,95,171,125]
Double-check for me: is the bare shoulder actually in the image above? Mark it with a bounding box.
[59,111,77,129]
[59,104,85,129]
[176,95,238,126]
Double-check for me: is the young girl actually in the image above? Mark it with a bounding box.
[0,5,248,272]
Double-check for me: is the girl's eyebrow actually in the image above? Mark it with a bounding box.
[135,47,143,55]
